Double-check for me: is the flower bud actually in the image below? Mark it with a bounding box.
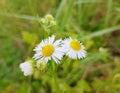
[49,20,56,27]
[36,60,46,71]
[45,14,54,21]
[40,18,47,25]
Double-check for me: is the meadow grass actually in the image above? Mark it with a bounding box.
[0,0,120,93]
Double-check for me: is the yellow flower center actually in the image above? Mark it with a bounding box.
[42,44,54,57]
[70,40,82,50]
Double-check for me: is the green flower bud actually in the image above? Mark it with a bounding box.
[49,20,56,27]
[45,14,54,21]
[36,60,46,71]
[40,18,47,25]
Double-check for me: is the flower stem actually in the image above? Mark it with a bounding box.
[28,76,32,93]
[51,60,59,93]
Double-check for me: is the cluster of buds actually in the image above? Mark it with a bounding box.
[40,14,56,28]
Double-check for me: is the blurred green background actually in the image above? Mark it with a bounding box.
[0,0,120,93]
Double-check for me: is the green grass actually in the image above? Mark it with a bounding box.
[0,0,120,93]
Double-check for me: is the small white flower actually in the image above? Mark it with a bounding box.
[33,35,64,64]
[62,37,86,59]
[19,61,33,76]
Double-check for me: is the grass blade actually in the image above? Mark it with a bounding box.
[55,0,67,20]
[0,11,36,21]
[59,0,76,32]
[80,26,120,40]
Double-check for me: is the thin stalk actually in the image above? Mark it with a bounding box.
[59,0,75,32]
[104,0,113,27]
[0,12,36,21]
[77,0,82,26]
[51,60,59,93]
[80,26,120,40]
[28,76,32,93]
[55,0,67,20]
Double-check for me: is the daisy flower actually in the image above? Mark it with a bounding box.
[62,37,86,59]
[19,61,33,76]
[33,35,64,64]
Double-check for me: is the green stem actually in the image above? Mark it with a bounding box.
[104,0,112,27]
[51,60,59,93]
[28,76,32,93]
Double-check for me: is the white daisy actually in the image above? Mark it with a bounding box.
[62,38,86,59]
[19,61,33,76]
[33,35,64,64]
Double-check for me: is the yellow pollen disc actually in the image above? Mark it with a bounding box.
[42,44,54,57]
[70,40,82,50]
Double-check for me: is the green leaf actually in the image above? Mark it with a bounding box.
[17,82,29,93]
[77,80,91,93]
[21,31,37,45]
